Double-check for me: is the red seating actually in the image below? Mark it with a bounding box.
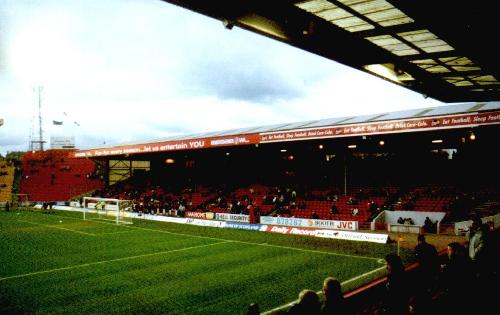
[20,150,104,202]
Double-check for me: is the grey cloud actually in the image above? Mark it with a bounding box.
[181,58,305,102]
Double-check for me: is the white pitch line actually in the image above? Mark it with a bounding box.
[9,212,388,310]
[261,265,387,315]
[22,212,383,261]
[17,219,96,236]
[0,241,229,282]
[20,212,384,261]
[83,217,382,262]
[96,230,140,236]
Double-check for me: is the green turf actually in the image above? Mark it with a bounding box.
[0,209,410,314]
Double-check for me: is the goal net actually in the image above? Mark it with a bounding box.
[82,197,133,224]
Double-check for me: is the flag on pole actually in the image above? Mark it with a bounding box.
[52,120,63,125]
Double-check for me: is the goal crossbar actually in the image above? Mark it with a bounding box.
[82,197,133,225]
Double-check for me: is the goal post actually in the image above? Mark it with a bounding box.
[82,197,133,224]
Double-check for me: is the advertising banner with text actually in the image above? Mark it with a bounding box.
[264,225,388,243]
[260,111,500,143]
[260,216,358,231]
[75,111,500,158]
[75,134,261,158]
[186,211,215,220]
[185,218,226,228]
[215,213,250,223]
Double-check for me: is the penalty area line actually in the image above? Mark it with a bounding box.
[96,230,140,236]
[82,217,382,262]
[17,219,97,236]
[0,241,229,282]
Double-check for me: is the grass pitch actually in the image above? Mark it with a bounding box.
[0,210,410,314]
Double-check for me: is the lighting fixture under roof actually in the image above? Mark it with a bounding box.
[440,56,479,69]
[365,34,419,56]
[443,76,474,87]
[410,59,451,73]
[296,0,415,32]
[364,63,414,83]
[411,56,483,74]
[473,75,500,86]
[398,29,454,53]
[344,0,414,27]
[296,0,374,32]
[291,0,498,100]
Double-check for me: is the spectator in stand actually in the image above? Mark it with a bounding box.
[272,195,278,204]
[177,203,186,217]
[248,203,256,224]
[423,217,434,233]
[299,201,306,210]
[246,302,260,315]
[330,204,338,215]
[468,222,494,280]
[254,206,261,223]
[468,221,486,260]
[465,216,482,249]
[438,242,474,313]
[262,194,269,205]
[320,277,351,315]
[351,207,358,216]
[311,211,320,220]
[403,217,414,225]
[368,200,378,219]
[414,234,439,294]
[380,253,408,315]
[287,289,321,315]
[407,292,432,315]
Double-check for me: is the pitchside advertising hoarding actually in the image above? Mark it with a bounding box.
[186,211,215,220]
[263,225,389,243]
[58,204,388,243]
[185,212,357,230]
[74,110,500,158]
[260,216,358,231]
[215,213,250,223]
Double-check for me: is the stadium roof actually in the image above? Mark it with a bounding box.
[160,0,500,103]
[75,101,500,158]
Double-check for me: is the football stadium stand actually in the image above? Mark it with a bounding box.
[19,150,104,202]
[0,160,15,202]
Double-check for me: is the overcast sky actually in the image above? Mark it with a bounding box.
[0,0,447,156]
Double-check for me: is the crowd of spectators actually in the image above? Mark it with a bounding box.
[90,170,500,229]
[244,224,497,314]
